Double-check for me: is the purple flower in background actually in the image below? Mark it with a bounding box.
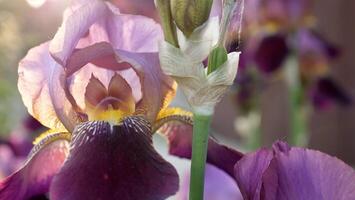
[311,77,351,109]
[254,34,289,74]
[0,116,44,178]
[234,141,355,200]
[0,0,242,199]
[243,0,313,33]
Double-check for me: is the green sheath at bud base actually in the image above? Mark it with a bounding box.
[171,0,213,37]
[207,46,228,75]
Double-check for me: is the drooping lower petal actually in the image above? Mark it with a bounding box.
[234,141,355,200]
[0,132,70,200]
[268,141,355,200]
[234,148,274,199]
[155,114,243,178]
[50,117,179,200]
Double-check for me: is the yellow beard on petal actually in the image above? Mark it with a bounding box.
[87,104,134,125]
[156,107,192,121]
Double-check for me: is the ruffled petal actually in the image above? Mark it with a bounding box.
[234,141,355,200]
[50,0,163,66]
[268,141,355,200]
[18,42,68,130]
[49,0,108,65]
[155,114,243,178]
[233,148,274,199]
[50,117,179,200]
[0,132,70,200]
[63,43,173,122]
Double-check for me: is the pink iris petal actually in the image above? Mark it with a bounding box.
[50,0,163,67]
[18,42,72,130]
[47,0,170,121]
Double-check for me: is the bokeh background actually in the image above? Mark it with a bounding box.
[0,0,354,181]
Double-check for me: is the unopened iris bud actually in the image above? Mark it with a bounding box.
[170,0,213,37]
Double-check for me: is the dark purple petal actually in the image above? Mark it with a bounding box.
[157,118,243,178]
[254,34,289,74]
[312,77,351,109]
[0,132,70,200]
[234,148,273,200]
[50,117,179,200]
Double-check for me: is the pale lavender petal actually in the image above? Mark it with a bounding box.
[50,0,163,66]
[49,0,108,65]
[176,164,243,200]
[18,42,66,130]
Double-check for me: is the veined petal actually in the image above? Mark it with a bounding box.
[234,141,355,200]
[49,0,108,65]
[154,113,243,178]
[50,117,179,200]
[268,141,355,200]
[0,132,70,200]
[50,0,163,66]
[18,42,76,131]
[234,148,274,199]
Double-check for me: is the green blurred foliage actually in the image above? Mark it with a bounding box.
[0,0,66,135]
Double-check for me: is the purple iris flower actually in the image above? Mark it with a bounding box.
[0,1,242,199]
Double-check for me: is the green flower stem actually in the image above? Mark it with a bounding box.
[189,113,212,200]
[290,86,306,146]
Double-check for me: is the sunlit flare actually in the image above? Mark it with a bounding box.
[26,0,46,8]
